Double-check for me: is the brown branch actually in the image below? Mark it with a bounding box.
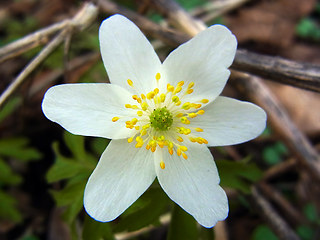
[252,186,301,240]
[230,72,320,179]
[233,49,320,93]
[0,3,98,109]
[98,0,190,47]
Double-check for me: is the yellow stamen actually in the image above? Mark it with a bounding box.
[177,136,184,142]
[127,79,133,87]
[180,146,188,152]
[188,82,194,89]
[197,110,205,115]
[125,104,131,108]
[137,111,143,116]
[178,81,184,87]
[182,102,191,110]
[201,99,209,104]
[167,84,174,92]
[182,152,188,160]
[128,137,133,143]
[188,113,197,118]
[186,89,193,94]
[160,160,165,169]
[141,102,148,111]
[112,117,119,122]
[195,127,203,132]
[156,72,161,81]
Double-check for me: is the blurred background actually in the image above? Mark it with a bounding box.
[0,0,319,239]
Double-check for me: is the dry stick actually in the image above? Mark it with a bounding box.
[151,0,206,35]
[252,186,301,240]
[259,182,305,226]
[262,158,297,181]
[231,72,320,178]
[0,20,69,63]
[0,2,98,109]
[98,0,190,47]
[192,0,251,23]
[233,49,320,93]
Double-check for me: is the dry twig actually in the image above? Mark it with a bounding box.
[0,2,98,109]
[252,186,301,240]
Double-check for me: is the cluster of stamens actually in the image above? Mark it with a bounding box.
[112,73,209,169]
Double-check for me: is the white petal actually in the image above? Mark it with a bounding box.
[155,144,228,228]
[84,139,156,222]
[42,83,137,139]
[162,25,237,103]
[190,96,267,146]
[99,14,161,93]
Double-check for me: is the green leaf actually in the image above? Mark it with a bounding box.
[0,138,42,162]
[46,142,90,183]
[114,187,169,233]
[82,215,114,240]
[0,97,21,123]
[252,225,279,240]
[262,142,288,165]
[217,159,263,193]
[167,204,198,240]
[62,194,84,224]
[303,203,319,222]
[0,158,22,186]
[63,132,86,162]
[0,190,22,223]
[50,179,86,207]
[296,225,314,240]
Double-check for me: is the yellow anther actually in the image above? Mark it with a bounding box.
[158,141,165,148]
[160,160,165,169]
[195,127,203,132]
[125,104,131,108]
[176,113,184,118]
[202,138,208,144]
[160,93,166,102]
[151,146,156,152]
[136,136,143,143]
[188,82,194,89]
[141,102,148,111]
[180,117,190,124]
[147,92,155,99]
[156,72,161,81]
[131,105,139,109]
[154,88,159,94]
[146,144,150,150]
[177,148,182,156]
[168,148,173,155]
[178,81,184,87]
[201,99,209,104]
[137,111,143,116]
[180,146,188,152]
[182,102,191,110]
[184,128,191,135]
[189,137,196,142]
[112,117,120,122]
[132,95,142,103]
[182,152,188,160]
[186,89,193,94]
[142,124,150,130]
[127,79,133,87]
[188,113,197,118]
[175,100,181,106]
[128,137,133,143]
[197,110,205,115]
[131,118,138,125]
[177,136,184,142]
[172,96,179,103]
[140,130,147,136]
[141,94,146,100]
[174,86,182,94]
[135,126,140,130]
[136,142,143,148]
[167,84,174,92]
[158,135,165,141]
[191,103,202,109]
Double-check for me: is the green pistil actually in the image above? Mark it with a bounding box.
[149,107,173,131]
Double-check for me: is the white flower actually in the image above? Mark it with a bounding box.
[42,14,266,228]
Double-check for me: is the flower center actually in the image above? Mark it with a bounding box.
[112,73,210,169]
[149,107,173,131]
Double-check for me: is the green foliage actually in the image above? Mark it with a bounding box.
[262,142,288,165]
[167,204,198,240]
[217,159,263,194]
[0,97,21,123]
[296,225,314,240]
[114,186,169,233]
[296,18,320,41]
[0,135,41,223]
[252,225,279,240]
[82,215,114,240]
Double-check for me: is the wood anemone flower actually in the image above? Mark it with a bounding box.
[42,14,266,228]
